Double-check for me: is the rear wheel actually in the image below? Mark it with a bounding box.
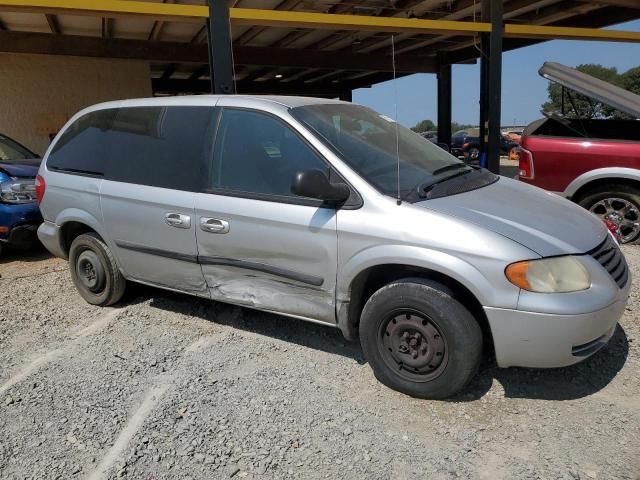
[359,278,482,399]
[69,232,126,305]
[577,184,640,244]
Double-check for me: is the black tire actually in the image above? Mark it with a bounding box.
[359,278,482,399]
[576,184,640,245]
[69,232,126,306]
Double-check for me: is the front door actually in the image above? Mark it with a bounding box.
[194,105,338,322]
[100,105,217,295]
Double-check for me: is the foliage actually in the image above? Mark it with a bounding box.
[410,120,476,133]
[411,119,436,132]
[451,122,476,133]
[622,66,640,96]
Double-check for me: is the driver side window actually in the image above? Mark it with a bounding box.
[211,109,328,198]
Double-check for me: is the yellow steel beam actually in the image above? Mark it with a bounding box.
[0,1,490,34]
[0,0,638,42]
[505,23,640,43]
[230,8,490,35]
[0,0,207,22]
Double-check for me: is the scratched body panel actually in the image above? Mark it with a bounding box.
[194,191,337,323]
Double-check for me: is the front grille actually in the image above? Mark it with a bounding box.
[589,235,629,288]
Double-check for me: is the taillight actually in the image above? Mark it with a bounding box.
[518,147,534,179]
[35,174,46,205]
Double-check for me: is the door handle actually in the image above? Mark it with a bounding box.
[165,212,191,229]
[200,217,230,234]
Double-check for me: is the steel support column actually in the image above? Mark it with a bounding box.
[478,0,490,163]
[208,0,234,94]
[486,0,503,174]
[437,63,452,148]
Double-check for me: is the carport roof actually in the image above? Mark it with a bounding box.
[0,0,639,97]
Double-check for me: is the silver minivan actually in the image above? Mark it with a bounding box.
[36,96,630,399]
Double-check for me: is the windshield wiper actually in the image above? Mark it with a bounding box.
[417,169,473,198]
[431,163,469,176]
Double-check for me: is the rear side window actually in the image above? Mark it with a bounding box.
[47,109,116,175]
[104,106,216,191]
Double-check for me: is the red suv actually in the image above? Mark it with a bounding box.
[519,62,640,244]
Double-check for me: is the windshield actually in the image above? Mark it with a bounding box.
[290,104,469,201]
[0,135,37,162]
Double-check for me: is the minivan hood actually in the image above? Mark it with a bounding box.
[0,160,40,178]
[539,61,640,118]
[416,177,606,257]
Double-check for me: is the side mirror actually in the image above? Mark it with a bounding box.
[291,169,350,204]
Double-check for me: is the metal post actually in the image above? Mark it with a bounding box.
[486,0,503,174]
[339,90,353,102]
[478,0,490,163]
[437,63,452,148]
[208,0,234,94]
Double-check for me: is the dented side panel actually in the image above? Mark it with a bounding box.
[194,192,338,324]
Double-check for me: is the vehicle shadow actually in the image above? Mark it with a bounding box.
[0,244,51,264]
[127,284,365,363]
[460,324,630,401]
[126,284,629,402]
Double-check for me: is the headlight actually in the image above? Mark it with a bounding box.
[505,256,590,293]
[0,177,37,204]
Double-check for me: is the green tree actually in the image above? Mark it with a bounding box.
[622,66,640,96]
[451,122,476,133]
[541,64,623,119]
[411,119,436,133]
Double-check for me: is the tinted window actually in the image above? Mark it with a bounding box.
[104,106,215,191]
[211,109,328,197]
[47,109,116,175]
[0,135,37,162]
[291,104,463,199]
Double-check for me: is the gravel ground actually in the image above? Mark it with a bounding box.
[0,246,638,480]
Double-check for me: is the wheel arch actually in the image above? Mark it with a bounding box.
[565,168,640,200]
[337,259,494,351]
[55,209,109,257]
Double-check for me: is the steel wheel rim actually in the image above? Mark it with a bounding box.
[590,197,640,243]
[378,309,449,383]
[76,249,106,293]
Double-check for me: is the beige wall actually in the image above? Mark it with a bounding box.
[0,53,152,155]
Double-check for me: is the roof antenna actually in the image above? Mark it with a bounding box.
[392,34,401,206]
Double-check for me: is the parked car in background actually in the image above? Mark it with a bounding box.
[519,62,640,244]
[462,133,519,165]
[0,133,42,256]
[37,96,629,399]
[420,130,450,152]
[419,131,437,141]
[450,128,479,158]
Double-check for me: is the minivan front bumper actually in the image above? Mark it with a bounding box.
[485,284,630,368]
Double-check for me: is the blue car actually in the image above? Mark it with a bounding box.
[0,133,42,256]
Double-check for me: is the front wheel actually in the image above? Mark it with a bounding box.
[359,278,482,399]
[577,184,640,244]
[69,232,126,306]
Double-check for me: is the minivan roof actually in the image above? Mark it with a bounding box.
[87,95,345,112]
[539,61,640,119]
